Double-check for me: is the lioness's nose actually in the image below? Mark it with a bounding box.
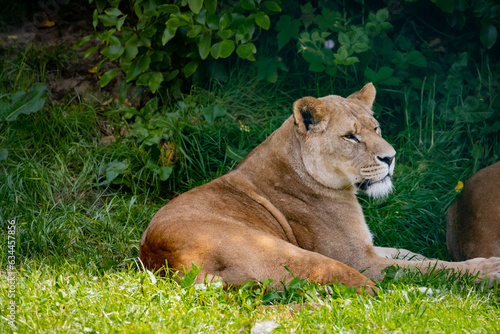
[377,155,395,166]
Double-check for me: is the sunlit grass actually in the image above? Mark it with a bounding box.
[1,262,499,333]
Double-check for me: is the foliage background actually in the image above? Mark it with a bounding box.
[76,0,500,192]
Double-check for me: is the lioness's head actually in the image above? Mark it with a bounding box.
[292,83,396,198]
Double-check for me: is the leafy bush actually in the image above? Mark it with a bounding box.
[77,0,281,96]
[78,0,500,193]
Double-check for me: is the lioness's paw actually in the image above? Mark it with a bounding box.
[465,257,500,287]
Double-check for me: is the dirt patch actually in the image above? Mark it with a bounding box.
[0,3,126,105]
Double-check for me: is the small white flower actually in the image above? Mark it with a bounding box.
[324,39,335,49]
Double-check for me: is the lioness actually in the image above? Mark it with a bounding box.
[447,161,500,261]
[140,83,500,291]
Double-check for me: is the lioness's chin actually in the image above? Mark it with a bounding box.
[359,176,393,199]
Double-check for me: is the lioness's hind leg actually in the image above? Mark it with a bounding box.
[182,228,376,294]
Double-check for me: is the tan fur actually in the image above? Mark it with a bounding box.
[447,162,500,261]
[140,83,500,291]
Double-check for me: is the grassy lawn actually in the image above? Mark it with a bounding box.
[1,16,500,334]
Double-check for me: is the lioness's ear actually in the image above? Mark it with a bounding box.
[293,97,328,135]
[347,82,376,109]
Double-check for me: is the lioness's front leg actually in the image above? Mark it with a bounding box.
[360,253,500,285]
[373,246,430,261]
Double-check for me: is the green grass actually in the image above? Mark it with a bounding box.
[2,262,499,333]
[1,43,500,333]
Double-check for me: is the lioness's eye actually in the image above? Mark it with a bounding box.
[344,134,360,143]
[375,127,381,134]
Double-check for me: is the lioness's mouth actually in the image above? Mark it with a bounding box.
[356,175,391,191]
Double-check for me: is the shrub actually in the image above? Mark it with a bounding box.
[76,0,281,97]
[77,0,500,193]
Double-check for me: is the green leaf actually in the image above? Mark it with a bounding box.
[138,55,151,72]
[140,34,151,48]
[263,1,281,12]
[219,40,235,58]
[105,8,122,16]
[302,50,324,65]
[236,43,256,59]
[217,30,234,40]
[309,62,325,72]
[178,263,202,288]
[84,46,99,59]
[195,8,207,24]
[73,35,91,49]
[300,2,316,28]
[364,66,399,85]
[398,36,412,51]
[406,50,427,67]
[162,26,177,45]
[122,44,138,62]
[100,69,118,87]
[343,56,359,66]
[184,61,199,77]
[394,50,427,68]
[159,166,174,181]
[187,25,203,38]
[325,66,337,77]
[376,66,393,80]
[211,42,221,59]
[93,9,98,29]
[219,11,232,29]
[453,96,494,123]
[95,0,106,13]
[126,61,141,81]
[166,70,179,81]
[335,46,348,60]
[352,42,370,53]
[202,104,227,123]
[101,45,124,61]
[241,0,255,10]
[137,73,153,87]
[109,36,121,46]
[157,4,180,15]
[0,149,8,161]
[338,32,350,47]
[206,13,220,29]
[235,19,255,43]
[98,14,118,26]
[198,33,211,60]
[431,0,454,13]
[480,23,497,49]
[0,85,47,122]
[315,8,342,32]
[379,77,400,85]
[255,12,270,30]
[101,160,129,185]
[167,17,181,28]
[148,72,163,93]
[375,8,389,22]
[117,15,127,31]
[275,15,301,50]
[188,0,204,14]
[226,144,248,162]
[205,0,217,14]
